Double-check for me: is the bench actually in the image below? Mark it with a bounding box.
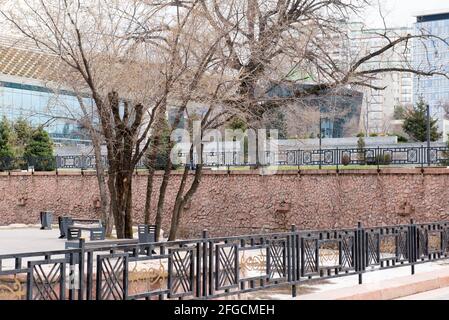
[65,225,158,255]
[58,216,103,239]
[72,218,102,224]
[68,226,105,241]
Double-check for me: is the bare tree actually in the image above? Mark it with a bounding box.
[196,1,449,127]
[1,1,179,238]
[3,0,449,240]
[1,0,240,239]
[51,89,114,236]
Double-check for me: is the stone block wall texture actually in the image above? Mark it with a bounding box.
[1,169,449,237]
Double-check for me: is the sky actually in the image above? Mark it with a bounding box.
[362,0,449,28]
[0,1,448,39]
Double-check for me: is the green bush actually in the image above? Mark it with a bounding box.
[366,153,392,165]
[357,136,366,165]
[341,154,351,166]
[403,98,442,142]
[0,156,14,171]
[147,118,181,170]
[396,135,408,143]
[389,132,408,143]
[381,153,392,165]
[0,117,15,171]
[24,128,55,171]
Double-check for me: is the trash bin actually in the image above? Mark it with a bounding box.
[138,224,157,254]
[138,224,156,243]
[40,211,53,230]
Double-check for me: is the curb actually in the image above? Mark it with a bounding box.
[299,267,449,300]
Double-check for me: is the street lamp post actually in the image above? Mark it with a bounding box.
[319,116,322,170]
[426,104,431,167]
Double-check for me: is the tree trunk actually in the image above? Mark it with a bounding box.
[144,167,155,225]
[168,141,203,241]
[111,164,135,239]
[169,204,184,241]
[154,160,171,241]
[168,165,189,240]
[124,172,134,238]
[90,135,113,236]
[108,170,124,238]
[94,152,113,237]
[168,164,203,241]
[77,98,113,237]
[143,127,163,224]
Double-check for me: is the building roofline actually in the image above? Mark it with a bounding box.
[0,35,50,54]
[412,9,449,17]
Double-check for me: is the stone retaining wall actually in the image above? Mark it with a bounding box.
[1,168,449,237]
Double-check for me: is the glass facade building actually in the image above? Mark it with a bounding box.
[267,84,363,138]
[413,11,449,130]
[0,81,93,145]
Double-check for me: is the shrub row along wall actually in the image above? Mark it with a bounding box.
[1,169,449,237]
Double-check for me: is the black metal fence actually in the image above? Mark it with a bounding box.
[176,145,449,168]
[0,156,56,172]
[1,220,449,300]
[2,146,448,172]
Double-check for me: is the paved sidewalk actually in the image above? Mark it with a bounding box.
[296,266,449,300]
[0,226,65,254]
[397,287,449,300]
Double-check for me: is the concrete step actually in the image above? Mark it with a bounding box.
[299,267,449,300]
[397,286,449,300]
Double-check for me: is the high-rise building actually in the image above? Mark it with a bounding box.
[412,10,449,137]
[349,23,413,135]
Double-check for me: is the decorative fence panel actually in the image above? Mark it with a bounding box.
[2,146,449,172]
[53,146,448,169]
[1,220,449,300]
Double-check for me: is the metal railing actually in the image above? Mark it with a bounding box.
[39,145,449,170]
[1,220,449,300]
[0,146,448,172]
[175,145,449,168]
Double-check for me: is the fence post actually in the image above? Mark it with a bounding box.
[355,221,365,285]
[290,224,297,298]
[421,145,425,171]
[78,238,85,300]
[195,232,202,298]
[409,219,417,275]
[68,251,75,300]
[86,251,94,300]
[202,230,208,298]
[377,147,380,172]
[297,149,301,174]
[319,148,322,170]
[336,147,339,173]
[26,261,33,300]
[80,154,85,176]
